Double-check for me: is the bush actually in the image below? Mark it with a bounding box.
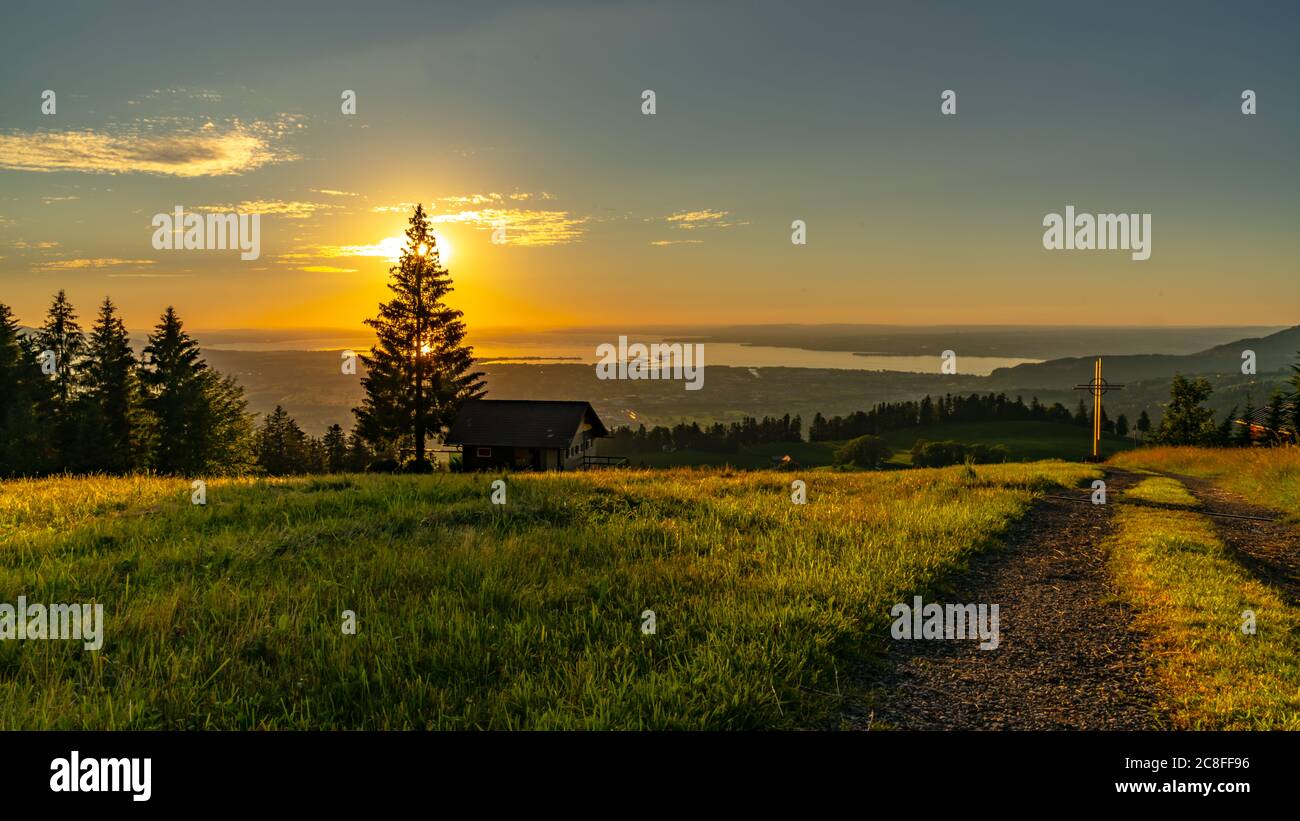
[402,458,434,474]
[365,458,400,473]
[911,440,1010,468]
[834,434,892,469]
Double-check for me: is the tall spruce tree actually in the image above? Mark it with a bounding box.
[354,204,485,469]
[0,303,56,475]
[76,297,139,472]
[140,307,209,474]
[256,405,308,475]
[35,290,86,463]
[322,423,347,473]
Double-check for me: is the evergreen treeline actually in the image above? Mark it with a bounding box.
[0,294,383,478]
[809,393,1106,442]
[609,414,803,453]
[0,294,257,477]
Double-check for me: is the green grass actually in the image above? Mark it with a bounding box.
[615,420,1132,470]
[619,439,839,469]
[1111,446,1300,520]
[1123,477,1200,508]
[0,462,1096,729]
[1106,504,1300,729]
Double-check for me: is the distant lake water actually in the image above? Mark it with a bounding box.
[467,335,1039,375]
[193,332,1040,376]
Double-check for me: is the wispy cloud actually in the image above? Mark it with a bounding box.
[665,209,748,230]
[197,199,334,219]
[106,272,192,278]
[11,240,59,250]
[312,188,358,198]
[429,208,587,246]
[0,118,298,177]
[650,239,705,246]
[368,195,587,245]
[41,196,80,204]
[36,258,155,271]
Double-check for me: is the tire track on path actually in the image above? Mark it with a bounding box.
[843,468,1162,730]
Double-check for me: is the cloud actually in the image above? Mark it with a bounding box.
[651,239,705,246]
[198,199,334,219]
[370,202,419,214]
[664,209,749,230]
[106,272,192,278]
[372,192,555,213]
[36,258,155,271]
[0,119,297,177]
[429,208,587,246]
[367,198,587,245]
[312,189,358,198]
[11,240,59,250]
[299,265,358,273]
[41,196,80,204]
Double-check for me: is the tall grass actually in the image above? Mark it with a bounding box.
[1107,502,1300,729]
[1111,446,1300,518]
[0,463,1095,729]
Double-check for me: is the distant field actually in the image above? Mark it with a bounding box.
[0,463,1096,729]
[877,421,1133,465]
[1110,446,1300,519]
[617,420,1132,470]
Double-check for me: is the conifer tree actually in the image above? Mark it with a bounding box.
[256,405,308,474]
[76,297,139,472]
[0,304,56,475]
[140,307,209,474]
[354,204,485,469]
[35,290,86,461]
[322,423,347,472]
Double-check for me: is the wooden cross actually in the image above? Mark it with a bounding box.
[1073,357,1125,462]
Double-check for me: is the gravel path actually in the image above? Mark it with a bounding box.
[843,468,1162,730]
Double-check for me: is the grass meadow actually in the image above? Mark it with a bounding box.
[1106,496,1300,729]
[1,462,1095,729]
[1111,446,1300,520]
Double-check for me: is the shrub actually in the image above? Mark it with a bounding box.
[911,440,1010,468]
[366,458,400,473]
[834,434,892,469]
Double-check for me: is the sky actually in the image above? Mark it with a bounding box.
[1,0,1298,333]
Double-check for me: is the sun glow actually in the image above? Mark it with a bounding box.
[373,234,451,264]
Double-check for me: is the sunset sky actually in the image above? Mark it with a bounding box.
[1,0,1298,333]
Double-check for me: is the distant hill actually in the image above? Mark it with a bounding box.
[986,325,1300,389]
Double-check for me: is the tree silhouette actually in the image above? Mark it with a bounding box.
[0,303,56,475]
[140,307,207,473]
[36,290,85,460]
[354,204,485,469]
[76,297,139,472]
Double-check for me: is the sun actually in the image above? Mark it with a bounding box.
[376,234,453,264]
